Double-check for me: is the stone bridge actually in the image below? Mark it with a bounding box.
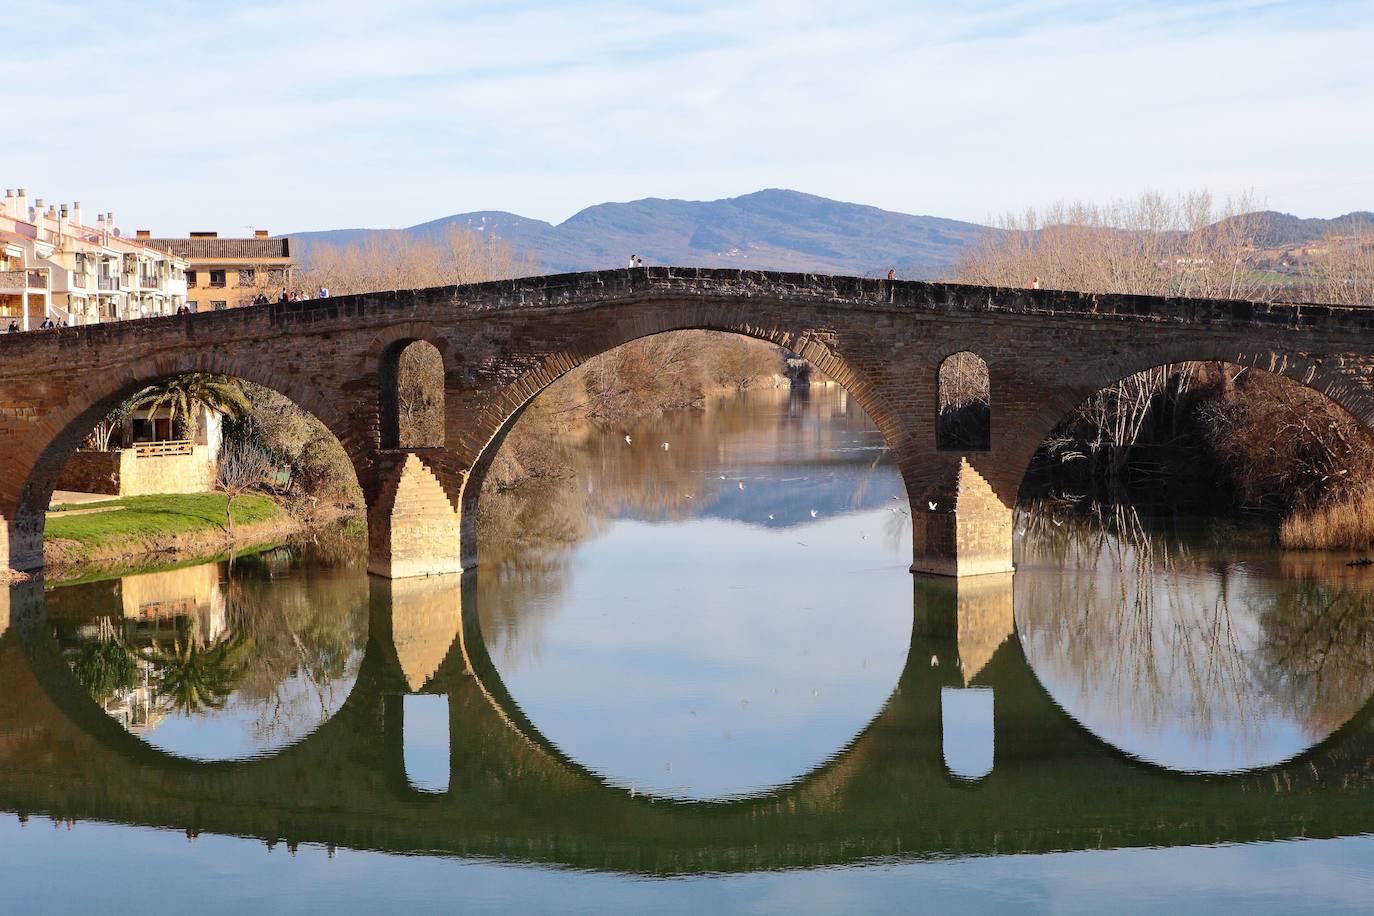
[2,267,1373,579]
[3,573,1374,873]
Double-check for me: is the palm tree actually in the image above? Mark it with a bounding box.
[129,372,250,441]
[138,632,255,715]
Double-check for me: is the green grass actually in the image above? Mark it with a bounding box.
[45,493,282,547]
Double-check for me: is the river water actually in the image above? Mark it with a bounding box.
[4,386,1374,913]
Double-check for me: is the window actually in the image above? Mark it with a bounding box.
[238,268,256,286]
[211,300,227,311]
[209,270,226,288]
[187,301,199,312]
[185,270,198,287]
[937,351,991,451]
[266,268,286,286]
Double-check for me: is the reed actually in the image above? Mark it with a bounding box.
[1279,491,1374,550]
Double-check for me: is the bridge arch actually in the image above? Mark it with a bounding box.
[453,315,910,570]
[4,352,365,573]
[1008,344,1374,507]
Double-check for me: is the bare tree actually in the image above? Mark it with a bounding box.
[217,441,275,539]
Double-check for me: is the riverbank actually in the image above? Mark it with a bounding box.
[42,493,307,580]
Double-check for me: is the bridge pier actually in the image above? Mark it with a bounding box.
[366,453,465,579]
[910,460,1014,578]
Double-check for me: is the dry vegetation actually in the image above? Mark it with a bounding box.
[955,191,1374,549]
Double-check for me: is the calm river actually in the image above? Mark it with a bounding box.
[4,386,1374,914]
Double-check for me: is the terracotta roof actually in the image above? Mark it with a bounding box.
[139,237,291,259]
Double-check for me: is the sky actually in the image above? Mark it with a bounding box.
[3,0,1372,234]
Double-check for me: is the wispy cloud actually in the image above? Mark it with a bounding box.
[3,0,1369,232]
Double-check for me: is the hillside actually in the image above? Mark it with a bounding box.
[289,189,990,279]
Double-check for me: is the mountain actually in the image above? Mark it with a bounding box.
[288,189,991,279]
[1236,211,1374,247]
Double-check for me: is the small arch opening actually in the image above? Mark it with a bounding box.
[381,340,445,449]
[937,351,990,452]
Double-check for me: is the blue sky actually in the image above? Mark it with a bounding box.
[3,0,1371,233]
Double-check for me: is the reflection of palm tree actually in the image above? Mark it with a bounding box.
[138,633,254,715]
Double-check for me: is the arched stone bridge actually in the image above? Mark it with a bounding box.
[2,267,1373,579]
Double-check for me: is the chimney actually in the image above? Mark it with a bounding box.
[190,231,218,239]
[254,229,269,239]
[1,190,12,220]
[16,189,28,222]
[32,198,44,223]
[136,230,151,240]
[59,205,69,237]
[71,201,82,227]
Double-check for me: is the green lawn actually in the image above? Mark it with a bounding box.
[45,493,282,546]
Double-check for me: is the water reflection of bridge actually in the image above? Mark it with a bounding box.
[3,573,1374,875]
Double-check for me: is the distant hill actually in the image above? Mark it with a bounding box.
[1218,210,1374,247]
[289,192,1373,281]
[289,189,991,279]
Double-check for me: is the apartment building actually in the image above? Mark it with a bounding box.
[0,188,189,329]
[138,230,293,311]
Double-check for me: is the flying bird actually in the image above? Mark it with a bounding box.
[809,508,818,518]
[928,501,938,511]
[624,435,632,444]
[661,442,670,450]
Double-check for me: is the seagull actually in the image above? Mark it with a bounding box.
[767,513,775,520]
[738,481,745,490]
[624,435,632,444]
[928,501,938,511]
[719,475,727,480]
[661,442,670,450]
[809,508,818,518]
[684,494,694,499]
[1053,517,1064,527]
[930,655,940,667]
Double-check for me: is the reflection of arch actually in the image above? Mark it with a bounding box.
[378,337,446,450]
[456,324,908,568]
[937,351,990,452]
[11,571,1374,873]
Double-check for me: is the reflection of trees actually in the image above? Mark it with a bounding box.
[68,638,140,704]
[224,549,369,745]
[1016,499,1374,764]
[1258,574,1374,739]
[474,388,896,666]
[58,537,368,746]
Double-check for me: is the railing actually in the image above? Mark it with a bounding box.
[98,276,118,291]
[27,268,48,289]
[139,275,163,290]
[0,269,26,290]
[72,272,89,287]
[132,440,194,458]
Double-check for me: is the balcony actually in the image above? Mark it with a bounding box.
[138,275,164,290]
[98,276,118,291]
[0,268,49,291]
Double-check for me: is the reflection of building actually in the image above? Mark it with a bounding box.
[71,565,228,736]
[138,231,293,312]
[1,188,189,328]
[57,403,224,497]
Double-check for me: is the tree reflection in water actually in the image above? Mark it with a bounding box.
[53,530,369,758]
[1016,499,1374,771]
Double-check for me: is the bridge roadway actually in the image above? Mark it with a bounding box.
[2,574,1374,874]
[3,268,1374,579]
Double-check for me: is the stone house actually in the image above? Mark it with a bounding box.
[138,231,293,312]
[57,403,224,497]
